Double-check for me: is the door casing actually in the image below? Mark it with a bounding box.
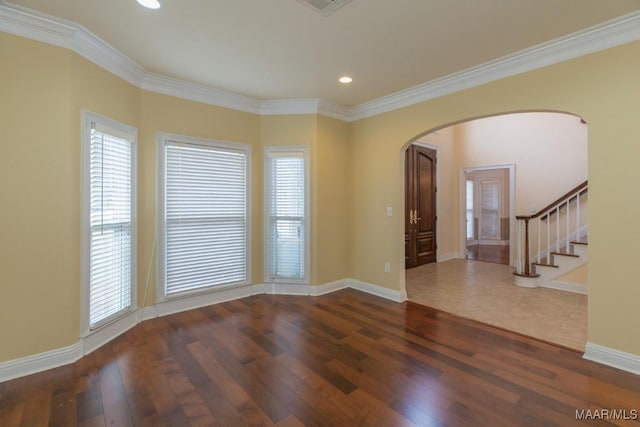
[405,144,437,268]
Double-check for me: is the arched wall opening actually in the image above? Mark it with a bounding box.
[399,110,589,348]
[399,110,588,288]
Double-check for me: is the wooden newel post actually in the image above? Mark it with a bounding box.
[523,217,530,276]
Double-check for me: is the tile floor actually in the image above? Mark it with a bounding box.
[406,259,587,351]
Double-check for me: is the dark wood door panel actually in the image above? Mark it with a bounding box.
[417,149,435,234]
[405,145,437,268]
[417,232,436,264]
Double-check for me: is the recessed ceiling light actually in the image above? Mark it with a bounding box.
[339,76,353,84]
[136,0,161,9]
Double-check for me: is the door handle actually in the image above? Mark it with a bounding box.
[409,210,421,225]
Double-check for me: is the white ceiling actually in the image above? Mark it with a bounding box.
[7,0,640,107]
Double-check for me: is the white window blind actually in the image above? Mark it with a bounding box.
[163,140,248,296]
[480,180,500,240]
[266,148,308,282]
[88,122,134,328]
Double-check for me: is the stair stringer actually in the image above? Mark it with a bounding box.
[514,243,588,293]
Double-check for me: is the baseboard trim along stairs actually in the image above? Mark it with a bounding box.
[514,241,588,293]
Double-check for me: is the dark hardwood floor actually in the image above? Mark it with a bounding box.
[466,244,510,265]
[1,289,639,426]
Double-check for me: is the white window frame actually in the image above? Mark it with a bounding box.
[264,146,310,284]
[157,133,252,301]
[81,111,138,341]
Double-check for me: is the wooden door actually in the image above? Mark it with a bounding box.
[405,145,437,268]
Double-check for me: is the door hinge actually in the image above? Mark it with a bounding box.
[435,215,438,222]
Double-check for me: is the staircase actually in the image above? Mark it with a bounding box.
[513,181,588,293]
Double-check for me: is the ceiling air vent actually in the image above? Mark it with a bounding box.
[297,0,353,16]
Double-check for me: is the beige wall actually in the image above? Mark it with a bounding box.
[0,34,342,362]
[350,41,640,356]
[316,116,351,283]
[0,34,77,361]
[455,112,587,214]
[2,31,640,364]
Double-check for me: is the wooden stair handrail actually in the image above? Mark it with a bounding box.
[514,180,589,277]
[516,180,588,220]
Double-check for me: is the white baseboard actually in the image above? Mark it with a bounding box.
[584,342,640,375]
[472,240,509,246]
[254,280,350,297]
[313,279,350,295]
[542,280,588,295]
[349,279,407,302]
[81,310,139,356]
[0,277,405,383]
[0,342,83,383]
[156,284,256,317]
[262,282,308,295]
[437,252,460,262]
[139,305,158,321]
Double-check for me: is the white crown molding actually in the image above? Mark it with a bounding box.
[318,100,353,121]
[0,0,75,50]
[258,99,351,121]
[348,10,640,121]
[141,73,261,114]
[73,26,145,87]
[0,2,146,88]
[584,342,640,375]
[2,2,640,120]
[260,99,321,116]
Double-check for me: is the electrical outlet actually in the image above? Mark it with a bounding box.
[386,206,393,216]
[384,262,391,273]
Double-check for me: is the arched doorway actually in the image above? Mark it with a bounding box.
[403,111,588,351]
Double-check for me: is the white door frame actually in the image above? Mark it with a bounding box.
[459,164,516,267]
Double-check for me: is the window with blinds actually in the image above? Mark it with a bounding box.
[480,179,500,240]
[84,114,136,330]
[160,137,250,297]
[265,147,309,283]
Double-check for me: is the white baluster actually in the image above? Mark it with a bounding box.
[566,199,570,252]
[536,217,541,263]
[515,221,520,273]
[576,192,580,242]
[556,206,560,255]
[546,211,550,263]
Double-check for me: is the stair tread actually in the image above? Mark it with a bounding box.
[550,252,580,258]
[533,262,559,268]
[570,241,588,245]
